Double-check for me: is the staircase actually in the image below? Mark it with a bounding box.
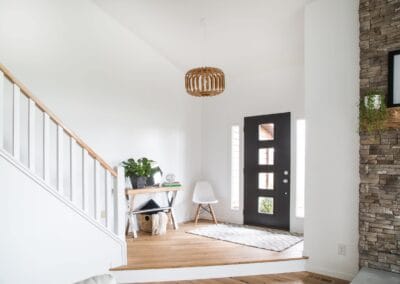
[0,64,127,284]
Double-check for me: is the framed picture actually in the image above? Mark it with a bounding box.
[388,49,400,107]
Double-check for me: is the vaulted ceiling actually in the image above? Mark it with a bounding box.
[93,0,308,78]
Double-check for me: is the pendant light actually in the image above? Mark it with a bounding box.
[185,18,225,97]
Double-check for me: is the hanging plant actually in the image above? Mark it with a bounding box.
[359,90,388,133]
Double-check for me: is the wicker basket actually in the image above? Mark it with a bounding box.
[139,214,153,233]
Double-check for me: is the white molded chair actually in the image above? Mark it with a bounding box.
[192,181,218,225]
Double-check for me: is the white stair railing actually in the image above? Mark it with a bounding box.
[0,63,125,240]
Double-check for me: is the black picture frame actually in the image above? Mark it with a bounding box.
[388,49,400,107]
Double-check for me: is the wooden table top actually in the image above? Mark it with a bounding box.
[126,186,183,196]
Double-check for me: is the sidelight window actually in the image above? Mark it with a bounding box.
[231,125,240,210]
[296,119,305,218]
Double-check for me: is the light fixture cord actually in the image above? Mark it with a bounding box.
[200,17,207,67]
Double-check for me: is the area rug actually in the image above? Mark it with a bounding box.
[187,223,303,252]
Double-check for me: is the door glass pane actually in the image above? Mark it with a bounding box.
[259,123,274,141]
[259,148,274,165]
[259,172,274,190]
[258,197,274,214]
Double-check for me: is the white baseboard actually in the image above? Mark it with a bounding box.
[306,264,356,281]
[112,259,307,283]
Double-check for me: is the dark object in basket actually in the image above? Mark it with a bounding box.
[139,199,162,214]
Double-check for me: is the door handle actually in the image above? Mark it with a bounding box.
[284,192,288,196]
[282,179,288,183]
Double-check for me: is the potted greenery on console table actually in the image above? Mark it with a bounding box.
[122,158,162,189]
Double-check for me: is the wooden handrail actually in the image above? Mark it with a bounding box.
[0,63,117,177]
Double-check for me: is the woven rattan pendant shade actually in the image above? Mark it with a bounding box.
[185,67,225,97]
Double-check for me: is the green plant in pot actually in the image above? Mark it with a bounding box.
[147,164,163,187]
[360,90,388,133]
[122,158,153,189]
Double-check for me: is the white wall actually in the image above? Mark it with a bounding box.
[93,0,309,232]
[0,0,202,221]
[200,5,306,233]
[0,153,124,284]
[304,0,359,280]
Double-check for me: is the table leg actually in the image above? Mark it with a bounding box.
[166,191,179,230]
[170,208,178,230]
[129,213,137,238]
[125,212,130,236]
[127,195,137,238]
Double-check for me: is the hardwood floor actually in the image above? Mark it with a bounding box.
[150,272,349,284]
[112,220,305,270]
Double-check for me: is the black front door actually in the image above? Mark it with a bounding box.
[244,112,291,230]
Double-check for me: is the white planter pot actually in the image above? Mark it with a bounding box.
[364,95,381,110]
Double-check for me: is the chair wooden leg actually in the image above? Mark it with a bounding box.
[194,204,201,225]
[209,204,218,224]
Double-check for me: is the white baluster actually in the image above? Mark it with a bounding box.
[57,125,64,194]
[70,137,76,203]
[13,84,20,160]
[28,99,36,171]
[43,113,50,182]
[94,160,101,221]
[82,148,89,213]
[105,171,113,229]
[0,71,4,149]
[114,166,126,238]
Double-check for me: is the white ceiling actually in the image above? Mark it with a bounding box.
[93,0,308,77]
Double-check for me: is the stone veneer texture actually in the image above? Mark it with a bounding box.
[359,0,400,273]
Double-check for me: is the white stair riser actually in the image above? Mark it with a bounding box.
[113,259,307,283]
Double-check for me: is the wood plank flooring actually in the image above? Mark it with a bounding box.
[149,272,349,284]
[112,221,305,271]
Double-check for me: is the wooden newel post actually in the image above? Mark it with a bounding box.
[114,166,126,239]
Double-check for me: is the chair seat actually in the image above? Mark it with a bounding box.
[193,200,218,205]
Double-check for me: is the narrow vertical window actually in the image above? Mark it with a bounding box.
[231,125,240,210]
[296,119,306,218]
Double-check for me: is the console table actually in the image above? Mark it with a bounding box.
[126,186,183,238]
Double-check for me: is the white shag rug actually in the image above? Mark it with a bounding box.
[187,223,303,252]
